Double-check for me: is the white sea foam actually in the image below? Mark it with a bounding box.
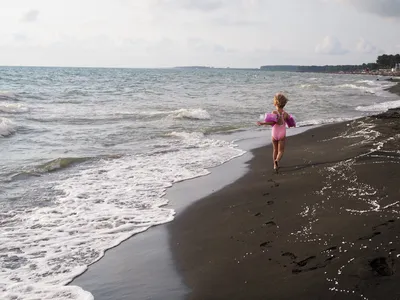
[356,80,379,86]
[0,102,28,113]
[168,108,211,120]
[5,284,94,300]
[297,117,354,127]
[136,108,211,120]
[0,132,245,300]
[356,79,396,89]
[336,83,377,94]
[356,99,400,112]
[0,117,16,137]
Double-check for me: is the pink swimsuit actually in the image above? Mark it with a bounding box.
[271,112,286,141]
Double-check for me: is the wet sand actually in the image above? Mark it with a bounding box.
[387,78,400,95]
[170,86,400,299]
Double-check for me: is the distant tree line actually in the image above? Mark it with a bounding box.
[376,54,400,68]
[296,65,366,73]
[260,54,400,72]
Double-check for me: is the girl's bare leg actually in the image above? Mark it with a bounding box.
[272,139,279,170]
[276,138,286,162]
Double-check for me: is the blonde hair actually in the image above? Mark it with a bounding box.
[273,93,288,109]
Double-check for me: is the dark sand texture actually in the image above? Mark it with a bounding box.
[170,104,400,299]
[387,78,400,95]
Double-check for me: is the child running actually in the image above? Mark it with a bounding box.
[257,93,294,172]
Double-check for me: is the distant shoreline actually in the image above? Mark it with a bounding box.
[173,66,400,77]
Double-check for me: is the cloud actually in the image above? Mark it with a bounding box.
[315,36,348,55]
[21,9,39,23]
[213,44,227,53]
[212,17,265,26]
[146,38,176,53]
[158,0,224,11]
[186,38,235,53]
[336,0,400,18]
[13,33,29,42]
[356,38,382,54]
[157,0,262,12]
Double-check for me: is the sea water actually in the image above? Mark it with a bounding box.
[0,67,398,299]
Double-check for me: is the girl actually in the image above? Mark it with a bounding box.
[257,93,293,172]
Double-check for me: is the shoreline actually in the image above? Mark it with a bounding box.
[70,139,257,300]
[169,85,400,299]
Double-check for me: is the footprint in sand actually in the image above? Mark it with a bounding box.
[292,254,337,274]
[358,231,381,241]
[372,219,395,231]
[370,257,395,276]
[296,256,316,267]
[263,221,277,227]
[260,241,272,249]
[282,252,297,260]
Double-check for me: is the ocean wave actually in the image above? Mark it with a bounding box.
[356,80,378,86]
[355,80,397,91]
[34,157,95,173]
[10,157,92,181]
[0,117,16,137]
[136,108,211,120]
[168,108,211,120]
[356,99,400,112]
[0,91,18,101]
[335,84,377,94]
[297,117,355,127]
[168,131,205,140]
[63,89,90,97]
[138,108,211,120]
[27,115,136,124]
[203,125,247,135]
[0,134,245,300]
[26,108,211,125]
[10,156,125,181]
[0,102,29,113]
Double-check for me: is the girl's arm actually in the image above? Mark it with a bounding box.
[258,111,278,126]
[257,121,275,126]
[283,112,289,120]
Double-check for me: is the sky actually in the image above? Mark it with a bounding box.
[0,0,399,68]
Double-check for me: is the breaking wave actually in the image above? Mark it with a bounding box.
[356,99,400,112]
[0,117,16,137]
[0,102,28,113]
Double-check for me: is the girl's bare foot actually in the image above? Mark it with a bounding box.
[274,160,279,173]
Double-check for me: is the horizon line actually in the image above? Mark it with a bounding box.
[0,63,377,70]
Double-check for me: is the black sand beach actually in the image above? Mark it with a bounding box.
[169,83,400,299]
